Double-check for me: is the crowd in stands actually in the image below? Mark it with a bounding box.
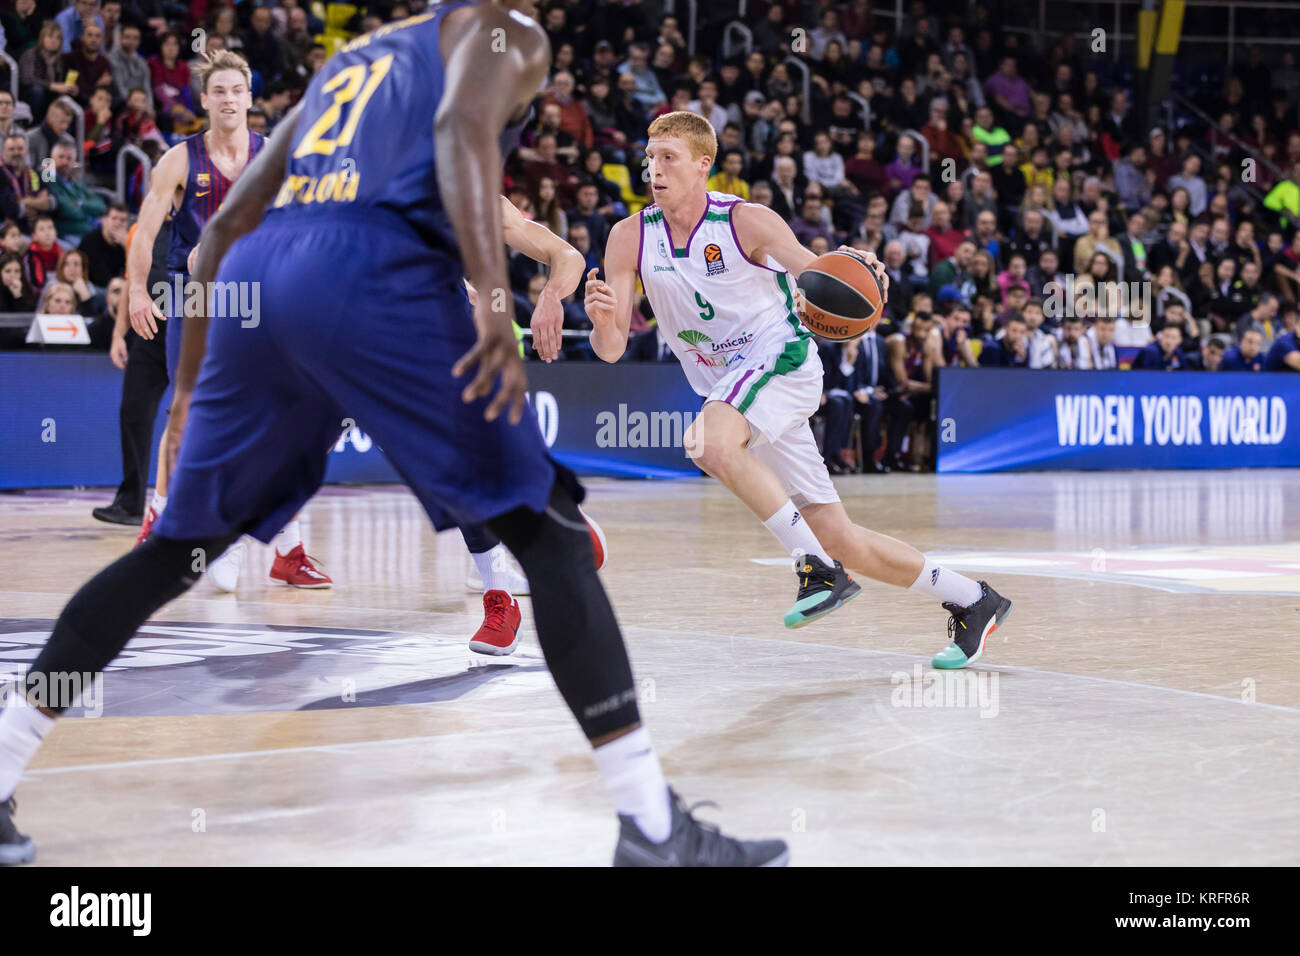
[0,0,320,346]
[485,0,1300,470]
[3,1,1300,471]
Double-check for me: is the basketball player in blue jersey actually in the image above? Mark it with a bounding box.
[0,2,785,867]
[126,50,331,591]
[458,193,610,656]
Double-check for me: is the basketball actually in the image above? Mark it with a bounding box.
[796,251,887,340]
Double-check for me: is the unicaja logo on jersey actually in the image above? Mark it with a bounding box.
[658,239,668,259]
[678,329,752,367]
[703,243,726,276]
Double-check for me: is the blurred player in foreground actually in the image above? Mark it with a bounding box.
[0,2,784,867]
[459,193,608,655]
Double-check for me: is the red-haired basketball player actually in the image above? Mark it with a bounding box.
[585,111,1012,667]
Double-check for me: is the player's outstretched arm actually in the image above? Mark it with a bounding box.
[127,142,186,339]
[161,106,303,484]
[583,215,638,363]
[501,194,585,363]
[437,6,549,422]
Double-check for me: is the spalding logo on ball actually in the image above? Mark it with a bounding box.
[796,251,887,341]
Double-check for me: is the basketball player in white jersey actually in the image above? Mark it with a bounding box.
[584,112,1012,668]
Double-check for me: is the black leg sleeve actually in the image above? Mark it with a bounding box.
[25,533,238,712]
[458,521,500,555]
[486,481,639,741]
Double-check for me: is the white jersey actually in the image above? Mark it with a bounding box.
[636,192,814,396]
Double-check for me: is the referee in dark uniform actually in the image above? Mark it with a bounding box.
[91,219,172,526]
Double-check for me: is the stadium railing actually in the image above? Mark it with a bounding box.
[55,95,86,164]
[721,21,752,59]
[898,129,930,176]
[0,312,36,334]
[1168,91,1283,188]
[663,0,701,56]
[116,143,152,207]
[845,91,872,132]
[781,56,812,125]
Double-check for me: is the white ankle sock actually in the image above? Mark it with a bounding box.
[273,519,302,557]
[762,500,832,564]
[0,696,56,800]
[909,557,983,607]
[592,726,672,843]
[472,545,512,596]
[150,492,167,515]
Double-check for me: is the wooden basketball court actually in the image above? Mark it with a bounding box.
[2,470,1297,865]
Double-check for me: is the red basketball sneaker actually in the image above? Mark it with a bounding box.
[468,590,522,656]
[269,544,333,589]
[133,505,158,548]
[580,505,607,571]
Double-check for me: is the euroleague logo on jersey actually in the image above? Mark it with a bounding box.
[703,242,727,276]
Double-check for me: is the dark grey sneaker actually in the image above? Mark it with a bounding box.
[932,581,1012,670]
[784,553,861,628]
[613,790,789,867]
[0,796,36,865]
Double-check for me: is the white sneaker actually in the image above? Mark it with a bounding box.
[207,539,247,593]
[465,550,530,595]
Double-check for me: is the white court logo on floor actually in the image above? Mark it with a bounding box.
[0,621,549,717]
[753,542,1300,595]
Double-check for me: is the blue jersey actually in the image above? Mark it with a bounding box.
[1220,346,1264,372]
[1264,332,1298,371]
[1132,342,1184,370]
[167,129,267,274]
[156,3,572,557]
[266,5,473,272]
[943,329,965,366]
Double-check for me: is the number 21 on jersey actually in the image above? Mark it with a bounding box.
[294,54,395,160]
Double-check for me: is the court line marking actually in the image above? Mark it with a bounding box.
[24,722,577,777]
[670,624,1300,716]
[22,621,1300,779]
[6,592,1297,717]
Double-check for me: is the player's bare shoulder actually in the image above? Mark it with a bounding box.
[730,201,793,260]
[925,324,946,354]
[153,140,191,194]
[730,199,783,232]
[444,2,549,71]
[730,200,786,241]
[603,214,641,262]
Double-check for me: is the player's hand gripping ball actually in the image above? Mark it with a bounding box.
[795,247,889,341]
